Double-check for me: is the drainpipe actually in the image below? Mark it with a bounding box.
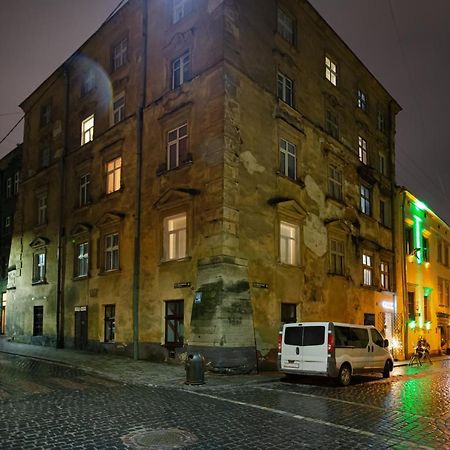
[132,0,148,360]
[400,189,408,358]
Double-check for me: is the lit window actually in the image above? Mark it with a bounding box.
[81,69,95,96]
[357,89,367,111]
[79,173,90,207]
[330,238,345,275]
[81,115,94,145]
[277,72,293,106]
[280,221,299,265]
[328,165,343,200]
[75,242,89,278]
[277,7,295,45]
[106,157,122,194]
[171,51,190,90]
[164,213,187,260]
[325,56,337,86]
[380,261,390,290]
[14,171,20,195]
[112,38,127,71]
[362,252,373,286]
[173,0,192,24]
[325,110,339,138]
[6,177,12,198]
[33,251,46,283]
[105,233,119,271]
[167,123,188,170]
[358,136,367,164]
[112,93,125,124]
[360,185,371,215]
[104,305,116,342]
[279,138,296,180]
[165,300,184,347]
[37,193,47,225]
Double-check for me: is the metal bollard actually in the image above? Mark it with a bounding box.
[185,352,205,385]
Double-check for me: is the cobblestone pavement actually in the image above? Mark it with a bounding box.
[0,352,449,449]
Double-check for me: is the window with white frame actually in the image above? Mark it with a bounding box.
[360,185,371,215]
[328,165,343,200]
[81,114,94,145]
[325,110,339,138]
[362,252,373,286]
[105,233,119,272]
[75,242,89,278]
[357,89,367,111]
[33,250,46,283]
[325,56,337,86]
[6,177,12,198]
[79,173,90,207]
[112,38,127,71]
[171,51,190,90]
[358,136,367,164]
[167,123,188,170]
[14,171,19,195]
[112,93,125,125]
[280,221,299,265]
[164,213,187,260]
[81,69,95,96]
[277,72,293,106]
[380,261,390,290]
[277,7,295,45]
[106,157,122,194]
[173,0,192,24]
[279,138,296,180]
[37,193,47,225]
[330,238,345,275]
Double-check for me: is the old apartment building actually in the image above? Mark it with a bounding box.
[396,190,450,357]
[7,0,400,371]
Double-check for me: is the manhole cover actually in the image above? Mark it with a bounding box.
[122,428,198,449]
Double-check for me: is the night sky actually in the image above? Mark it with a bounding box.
[1,1,449,221]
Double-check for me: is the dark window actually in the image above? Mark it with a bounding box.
[284,326,302,346]
[281,303,296,323]
[405,227,414,255]
[171,51,190,90]
[423,237,429,262]
[40,103,51,128]
[112,38,128,71]
[371,328,384,347]
[408,292,415,321]
[357,89,367,111]
[360,185,371,215]
[32,251,46,283]
[104,305,115,342]
[33,306,43,336]
[424,294,431,322]
[277,7,295,45]
[364,313,375,326]
[325,110,339,138]
[335,326,369,348]
[277,72,294,106]
[279,138,296,180]
[81,69,95,96]
[284,325,325,346]
[165,300,184,347]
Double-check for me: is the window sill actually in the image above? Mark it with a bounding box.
[73,275,89,281]
[276,172,305,188]
[278,261,302,269]
[327,272,346,278]
[74,203,93,212]
[160,256,192,266]
[156,158,193,177]
[326,195,345,207]
[100,187,125,201]
[99,269,121,276]
[360,284,378,291]
[32,280,48,286]
[34,223,48,232]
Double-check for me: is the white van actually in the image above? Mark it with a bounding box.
[278,322,394,386]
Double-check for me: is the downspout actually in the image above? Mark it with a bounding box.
[56,63,70,348]
[400,189,408,358]
[132,0,148,360]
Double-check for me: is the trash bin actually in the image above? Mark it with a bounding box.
[185,352,205,385]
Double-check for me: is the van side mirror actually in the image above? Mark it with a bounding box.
[383,339,389,348]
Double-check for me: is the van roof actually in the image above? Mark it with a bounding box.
[283,322,375,328]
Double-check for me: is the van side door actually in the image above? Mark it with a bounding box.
[369,328,388,369]
[281,325,303,371]
[302,325,327,373]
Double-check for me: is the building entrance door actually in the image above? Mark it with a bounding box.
[74,306,88,350]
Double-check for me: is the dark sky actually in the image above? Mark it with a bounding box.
[1,0,450,221]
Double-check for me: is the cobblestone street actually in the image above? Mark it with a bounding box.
[0,351,449,449]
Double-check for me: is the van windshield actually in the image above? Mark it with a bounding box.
[284,326,325,346]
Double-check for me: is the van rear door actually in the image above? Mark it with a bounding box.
[302,324,328,373]
[281,324,303,371]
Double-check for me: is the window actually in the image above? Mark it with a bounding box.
[325,110,339,138]
[167,123,188,170]
[33,306,44,336]
[112,93,125,124]
[173,0,192,24]
[284,326,325,346]
[280,221,299,265]
[40,103,51,128]
[277,72,293,106]
[75,242,89,278]
[105,233,119,272]
[335,326,369,348]
[5,216,11,229]
[40,146,50,168]
[362,252,373,286]
[171,51,190,90]
[325,56,337,86]
[446,281,450,307]
[112,38,127,71]
[358,136,367,164]
[106,157,122,194]
[79,173,90,207]
[360,185,371,215]
[14,171,19,195]
[438,278,444,306]
[379,152,387,176]
[424,293,431,322]
[371,329,385,348]
[33,250,46,283]
[405,227,414,255]
[164,213,187,260]
[330,238,345,275]
[377,111,386,132]
[357,89,367,111]
[408,292,415,321]
[328,165,342,200]
[104,305,115,343]
[281,303,297,324]
[37,193,47,225]
[81,114,94,145]
[380,261,390,290]
[380,199,391,228]
[364,313,375,326]
[165,300,184,347]
[277,7,295,45]
[6,177,12,198]
[81,69,95,96]
[279,138,296,180]
[423,237,429,262]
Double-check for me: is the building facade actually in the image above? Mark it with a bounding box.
[395,189,450,357]
[7,0,400,370]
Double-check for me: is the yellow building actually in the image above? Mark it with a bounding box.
[396,189,450,358]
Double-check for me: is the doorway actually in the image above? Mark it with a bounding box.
[74,306,88,350]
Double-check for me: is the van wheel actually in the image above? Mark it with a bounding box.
[337,364,352,386]
[383,361,392,378]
